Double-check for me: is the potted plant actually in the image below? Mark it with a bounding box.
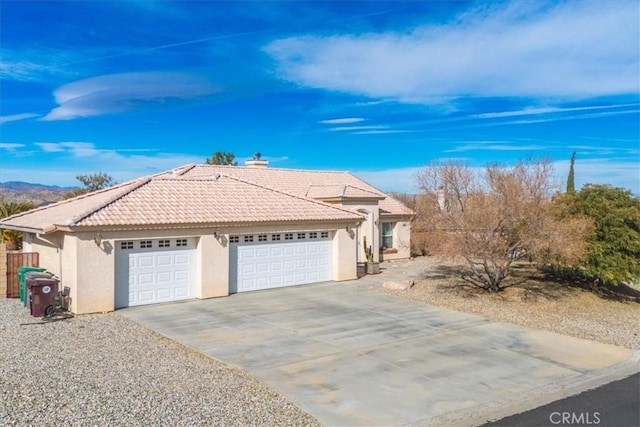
[363,237,380,274]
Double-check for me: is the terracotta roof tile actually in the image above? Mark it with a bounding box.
[0,164,413,233]
[173,165,413,216]
[305,184,385,200]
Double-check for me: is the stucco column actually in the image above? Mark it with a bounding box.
[332,228,357,281]
[198,233,229,298]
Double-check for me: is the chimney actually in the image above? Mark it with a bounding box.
[244,152,268,168]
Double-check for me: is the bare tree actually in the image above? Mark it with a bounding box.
[415,158,591,292]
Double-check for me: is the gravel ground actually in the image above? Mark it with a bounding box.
[375,257,640,350]
[0,299,320,427]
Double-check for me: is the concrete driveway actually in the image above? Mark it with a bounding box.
[120,279,636,426]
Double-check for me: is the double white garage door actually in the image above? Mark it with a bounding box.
[230,231,332,293]
[115,231,332,308]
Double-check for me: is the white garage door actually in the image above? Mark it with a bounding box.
[230,231,332,293]
[115,238,196,308]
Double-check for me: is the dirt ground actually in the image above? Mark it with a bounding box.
[376,257,640,350]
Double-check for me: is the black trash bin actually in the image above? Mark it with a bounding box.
[27,278,60,318]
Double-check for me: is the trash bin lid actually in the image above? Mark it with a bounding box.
[18,267,47,274]
[24,271,53,276]
[24,272,54,280]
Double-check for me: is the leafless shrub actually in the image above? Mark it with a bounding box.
[414,158,592,292]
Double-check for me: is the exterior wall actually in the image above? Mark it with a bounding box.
[197,234,229,299]
[332,228,357,281]
[333,200,381,262]
[74,233,115,314]
[47,221,359,314]
[29,233,64,278]
[379,219,412,261]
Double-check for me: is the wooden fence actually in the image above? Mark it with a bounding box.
[3,249,39,298]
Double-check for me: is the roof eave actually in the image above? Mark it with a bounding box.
[66,217,366,232]
[0,223,48,234]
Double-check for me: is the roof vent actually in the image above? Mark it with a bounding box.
[245,152,268,168]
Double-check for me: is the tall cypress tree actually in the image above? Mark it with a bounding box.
[566,151,576,194]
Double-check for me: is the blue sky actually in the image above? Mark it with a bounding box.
[1,0,638,194]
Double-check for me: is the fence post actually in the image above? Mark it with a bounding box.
[0,244,7,298]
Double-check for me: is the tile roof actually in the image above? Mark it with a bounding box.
[305,185,385,200]
[0,164,413,234]
[165,164,413,216]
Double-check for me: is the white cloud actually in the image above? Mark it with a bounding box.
[472,104,638,119]
[319,117,365,124]
[445,142,547,153]
[352,130,415,135]
[0,143,25,151]
[0,113,40,124]
[1,144,204,186]
[265,1,639,103]
[35,142,100,157]
[329,125,386,132]
[41,71,219,121]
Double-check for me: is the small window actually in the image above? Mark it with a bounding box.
[229,236,239,243]
[140,240,152,248]
[297,232,306,239]
[258,235,267,242]
[285,233,293,240]
[320,231,329,238]
[271,234,281,241]
[309,232,318,239]
[158,240,170,248]
[176,239,188,247]
[120,241,133,250]
[244,235,254,243]
[381,223,395,249]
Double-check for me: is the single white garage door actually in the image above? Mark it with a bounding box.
[230,231,332,293]
[115,238,196,308]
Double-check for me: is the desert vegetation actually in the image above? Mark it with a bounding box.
[0,199,35,250]
[409,157,640,292]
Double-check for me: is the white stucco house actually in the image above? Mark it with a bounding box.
[0,160,413,314]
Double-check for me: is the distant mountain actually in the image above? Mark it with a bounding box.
[0,181,78,205]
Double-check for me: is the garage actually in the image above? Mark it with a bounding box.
[115,238,196,308]
[230,231,332,293]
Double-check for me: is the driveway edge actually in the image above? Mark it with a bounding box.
[420,349,640,427]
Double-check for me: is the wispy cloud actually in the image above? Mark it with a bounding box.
[3,141,204,186]
[0,113,40,124]
[472,104,639,119]
[0,49,86,82]
[352,130,415,135]
[41,71,220,121]
[0,143,25,151]
[504,109,640,125]
[319,117,365,124]
[329,125,386,132]
[445,142,547,153]
[35,142,101,157]
[266,1,639,103]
